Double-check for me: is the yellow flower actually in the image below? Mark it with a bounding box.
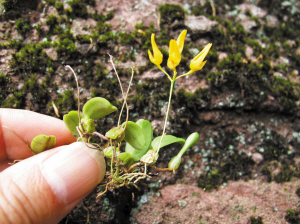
[190,43,212,71]
[176,29,187,54]
[175,43,212,80]
[148,34,163,66]
[167,39,181,70]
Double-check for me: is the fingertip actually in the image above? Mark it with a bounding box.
[41,142,106,204]
[0,142,106,224]
[0,109,76,160]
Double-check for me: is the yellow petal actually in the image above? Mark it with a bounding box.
[150,33,163,65]
[148,49,156,65]
[190,43,212,71]
[176,29,187,54]
[167,39,181,70]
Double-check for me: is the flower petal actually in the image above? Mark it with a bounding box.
[190,43,212,71]
[176,29,187,54]
[167,39,181,70]
[151,34,163,65]
[148,49,156,65]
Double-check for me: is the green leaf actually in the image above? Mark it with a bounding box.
[63,111,82,138]
[117,152,134,168]
[103,146,113,158]
[31,134,56,154]
[83,97,117,119]
[125,119,153,161]
[123,121,146,150]
[151,135,185,151]
[106,126,124,140]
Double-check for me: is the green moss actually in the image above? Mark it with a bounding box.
[192,1,213,17]
[92,10,114,22]
[23,74,50,108]
[119,32,136,45]
[261,131,289,161]
[54,1,64,14]
[198,129,254,190]
[261,165,272,182]
[158,4,185,28]
[56,89,77,112]
[296,186,300,197]
[0,74,9,103]
[46,13,59,34]
[250,216,263,224]
[269,76,299,113]
[66,0,96,19]
[75,34,92,43]
[2,88,26,108]
[212,20,247,53]
[55,29,78,57]
[15,17,32,37]
[2,0,20,12]
[9,42,53,73]
[133,22,155,53]
[274,161,294,183]
[45,0,55,5]
[35,23,43,37]
[175,87,211,120]
[285,209,300,224]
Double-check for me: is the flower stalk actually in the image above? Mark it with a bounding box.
[148,29,212,159]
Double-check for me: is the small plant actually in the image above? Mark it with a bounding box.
[10,30,212,197]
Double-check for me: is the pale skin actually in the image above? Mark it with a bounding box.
[0,109,106,224]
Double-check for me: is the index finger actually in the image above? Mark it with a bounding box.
[0,109,76,161]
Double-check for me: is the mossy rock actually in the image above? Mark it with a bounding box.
[285,209,300,224]
[158,4,185,28]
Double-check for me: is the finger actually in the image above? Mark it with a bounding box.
[0,109,76,161]
[0,142,106,224]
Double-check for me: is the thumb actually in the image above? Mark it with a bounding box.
[0,142,106,224]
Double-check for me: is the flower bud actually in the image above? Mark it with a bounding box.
[178,132,199,157]
[140,149,158,165]
[81,117,95,134]
[168,155,181,171]
[103,146,113,158]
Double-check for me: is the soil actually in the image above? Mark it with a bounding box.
[1,0,300,223]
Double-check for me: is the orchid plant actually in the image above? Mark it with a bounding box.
[20,30,212,197]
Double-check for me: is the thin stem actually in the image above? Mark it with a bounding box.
[176,69,194,80]
[65,65,83,132]
[156,73,176,155]
[108,54,125,98]
[157,65,172,81]
[110,139,114,177]
[118,64,135,127]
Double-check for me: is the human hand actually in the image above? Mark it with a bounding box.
[0,109,106,224]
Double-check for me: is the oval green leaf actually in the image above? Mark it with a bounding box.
[31,134,56,154]
[125,119,153,161]
[83,97,117,119]
[63,111,82,138]
[123,121,145,150]
[151,135,185,151]
[106,126,124,140]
